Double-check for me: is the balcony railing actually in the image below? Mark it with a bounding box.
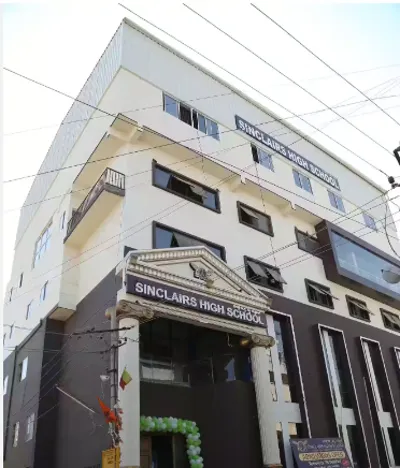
[65,167,125,241]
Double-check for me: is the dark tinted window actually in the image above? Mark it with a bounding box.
[251,144,274,171]
[305,279,335,308]
[153,163,219,212]
[381,309,400,332]
[245,257,286,292]
[295,229,320,255]
[238,202,273,236]
[154,223,225,260]
[346,296,371,322]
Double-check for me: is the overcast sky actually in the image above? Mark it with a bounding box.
[3,1,400,292]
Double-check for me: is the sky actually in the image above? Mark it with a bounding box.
[3,1,400,292]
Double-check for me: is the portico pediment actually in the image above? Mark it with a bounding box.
[117,247,272,333]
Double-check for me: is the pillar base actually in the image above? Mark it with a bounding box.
[265,464,283,468]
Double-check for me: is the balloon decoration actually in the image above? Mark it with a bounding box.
[140,416,203,468]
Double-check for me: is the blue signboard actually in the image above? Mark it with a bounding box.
[290,438,353,468]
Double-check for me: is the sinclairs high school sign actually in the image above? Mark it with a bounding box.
[235,115,341,191]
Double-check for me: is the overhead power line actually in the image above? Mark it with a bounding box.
[5,64,396,185]
[251,4,400,128]
[182,4,394,169]
[119,3,390,178]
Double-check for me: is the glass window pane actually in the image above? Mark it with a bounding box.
[154,167,171,188]
[332,231,400,296]
[293,170,302,188]
[337,196,345,213]
[163,95,178,117]
[198,114,207,133]
[207,119,219,140]
[155,226,174,249]
[301,174,313,194]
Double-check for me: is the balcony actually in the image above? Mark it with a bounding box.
[316,220,400,307]
[64,167,125,246]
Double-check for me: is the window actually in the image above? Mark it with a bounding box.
[40,282,48,303]
[18,357,28,382]
[362,338,400,467]
[332,231,400,297]
[163,94,179,118]
[4,375,9,396]
[251,144,274,172]
[346,296,372,322]
[293,169,313,194]
[60,211,66,230]
[33,222,51,267]
[163,93,219,140]
[363,212,377,231]
[381,309,400,332]
[295,228,321,255]
[26,413,35,442]
[320,328,365,467]
[153,162,220,212]
[19,273,24,288]
[245,257,286,292]
[26,302,33,320]
[328,190,345,213]
[154,223,225,260]
[13,422,19,447]
[305,279,337,309]
[238,202,274,236]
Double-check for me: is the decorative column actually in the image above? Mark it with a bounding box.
[116,300,154,468]
[249,334,283,468]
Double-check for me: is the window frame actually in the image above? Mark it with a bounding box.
[152,161,221,213]
[237,201,274,236]
[13,422,19,448]
[26,413,35,442]
[328,190,345,213]
[346,295,371,323]
[26,301,33,320]
[381,309,400,333]
[251,144,275,172]
[19,357,28,382]
[295,228,321,256]
[153,222,226,261]
[40,282,48,303]
[244,256,286,293]
[162,93,219,140]
[305,279,336,309]
[33,221,52,268]
[293,169,313,194]
[363,212,377,231]
[4,375,9,396]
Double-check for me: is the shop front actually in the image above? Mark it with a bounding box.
[115,247,307,468]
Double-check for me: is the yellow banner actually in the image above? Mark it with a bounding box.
[299,450,345,461]
[102,447,120,468]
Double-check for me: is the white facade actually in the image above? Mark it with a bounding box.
[4,18,400,356]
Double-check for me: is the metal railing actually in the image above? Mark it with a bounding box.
[66,167,125,239]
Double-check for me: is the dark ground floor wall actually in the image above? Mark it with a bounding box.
[3,270,400,468]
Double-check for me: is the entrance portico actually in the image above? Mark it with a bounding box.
[115,246,283,468]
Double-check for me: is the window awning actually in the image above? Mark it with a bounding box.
[265,266,287,284]
[309,283,339,300]
[348,298,375,315]
[189,185,207,198]
[382,311,400,327]
[173,233,201,248]
[240,205,259,219]
[247,260,268,278]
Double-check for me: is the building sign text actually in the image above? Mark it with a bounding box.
[126,274,267,327]
[235,115,340,191]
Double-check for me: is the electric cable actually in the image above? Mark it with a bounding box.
[182,4,393,173]
[251,4,400,127]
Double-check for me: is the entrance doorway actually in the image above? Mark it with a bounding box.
[140,435,188,468]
